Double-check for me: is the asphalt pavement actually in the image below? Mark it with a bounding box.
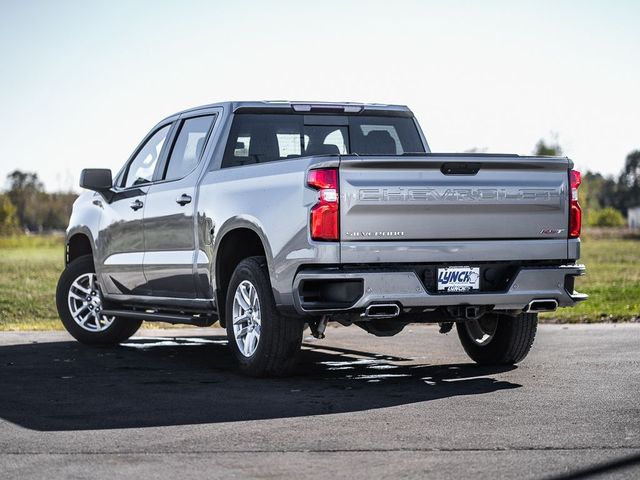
[0,323,639,479]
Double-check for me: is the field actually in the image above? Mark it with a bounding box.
[0,234,638,330]
[0,235,64,330]
[540,236,640,322]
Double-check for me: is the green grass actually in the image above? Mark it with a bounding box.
[0,236,183,330]
[0,234,65,249]
[0,234,638,330]
[540,238,640,323]
[0,237,64,330]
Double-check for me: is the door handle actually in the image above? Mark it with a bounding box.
[129,199,144,211]
[176,194,192,206]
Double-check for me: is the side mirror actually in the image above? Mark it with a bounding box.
[80,169,112,191]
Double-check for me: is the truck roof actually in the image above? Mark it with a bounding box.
[169,101,414,119]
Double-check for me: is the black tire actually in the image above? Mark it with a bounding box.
[56,254,142,345]
[456,312,537,365]
[225,256,303,377]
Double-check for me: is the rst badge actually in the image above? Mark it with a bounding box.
[437,266,480,292]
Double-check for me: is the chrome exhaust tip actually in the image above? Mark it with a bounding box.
[363,303,401,319]
[525,299,558,313]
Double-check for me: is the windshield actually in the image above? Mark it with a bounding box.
[222,114,425,167]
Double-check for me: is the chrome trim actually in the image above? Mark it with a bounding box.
[143,250,195,265]
[525,299,559,313]
[103,252,144,266]
[363,303,401,319]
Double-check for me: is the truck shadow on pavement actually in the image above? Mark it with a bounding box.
[0,335,520,431]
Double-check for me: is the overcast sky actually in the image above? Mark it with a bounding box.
[1,0,638,191]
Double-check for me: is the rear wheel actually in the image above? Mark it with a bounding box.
[56,255,142,345]
[225,256,303,377]
[456,312,537,365]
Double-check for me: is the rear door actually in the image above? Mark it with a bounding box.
[142,110,218,298]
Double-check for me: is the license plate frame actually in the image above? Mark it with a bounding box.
[437,266,480,292]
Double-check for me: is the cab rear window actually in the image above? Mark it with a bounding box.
[222,114,425,168]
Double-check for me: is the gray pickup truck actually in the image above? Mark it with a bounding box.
[56,101,586,376]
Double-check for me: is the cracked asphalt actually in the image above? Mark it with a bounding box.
[0,323,639,479]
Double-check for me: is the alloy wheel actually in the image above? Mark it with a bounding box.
[232,280,262,357]
[67,273,114,332]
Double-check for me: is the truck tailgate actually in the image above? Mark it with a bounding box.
[339,155,570,242]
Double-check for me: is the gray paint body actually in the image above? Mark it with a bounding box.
[66,101,585,318]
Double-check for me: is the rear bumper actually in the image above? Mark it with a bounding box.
[292,264,586,315]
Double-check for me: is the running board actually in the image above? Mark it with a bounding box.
[100,309,217,327]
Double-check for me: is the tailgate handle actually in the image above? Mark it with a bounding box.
[441,162,480,175]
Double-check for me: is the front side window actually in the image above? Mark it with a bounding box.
[122,124,171,188]
[222,114,424,168]
[163,115,215,181]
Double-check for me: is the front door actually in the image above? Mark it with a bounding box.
[142,113,217,298]
[97,123,173,296]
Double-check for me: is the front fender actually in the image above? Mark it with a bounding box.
[65,192,101,268]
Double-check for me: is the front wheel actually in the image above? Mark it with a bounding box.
[456,312,537,365]
[225,256,303,377]
[56,255,142,345]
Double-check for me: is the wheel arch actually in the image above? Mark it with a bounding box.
[213,219,274,326]
[66,228,96,266]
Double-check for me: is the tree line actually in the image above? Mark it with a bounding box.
[0,143,639,234]
[0,171,77,234]
[534,139,639,227]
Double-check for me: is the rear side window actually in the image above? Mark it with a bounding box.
[223,115,298,167]
[222,114,423,168]
[164,115,215,181]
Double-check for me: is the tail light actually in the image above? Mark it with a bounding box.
[307,168,339,241]
[569,169,582,238]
